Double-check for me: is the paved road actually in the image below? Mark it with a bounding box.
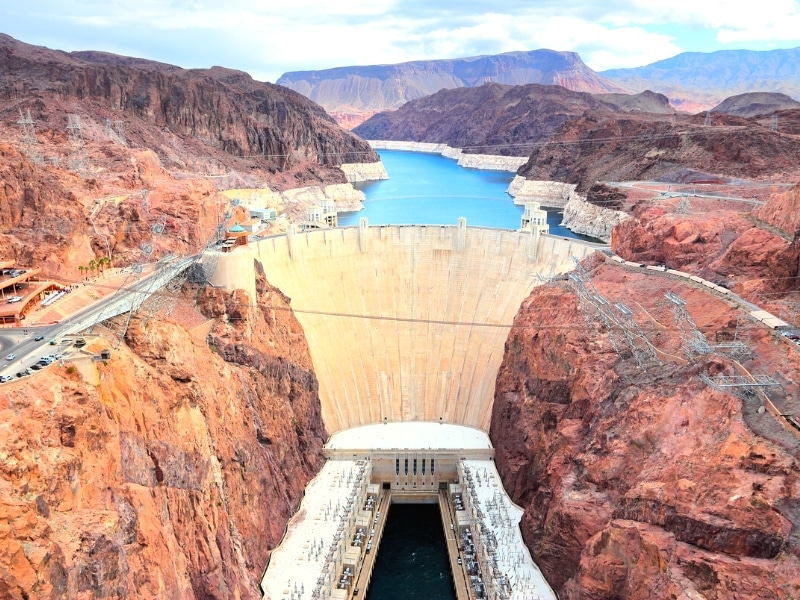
[0,255,195,378]
[608,180,769,205]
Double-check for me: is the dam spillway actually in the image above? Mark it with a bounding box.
[214,222,598,433]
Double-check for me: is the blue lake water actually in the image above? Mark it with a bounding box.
[340,150,592,240]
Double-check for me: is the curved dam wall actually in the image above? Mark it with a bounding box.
[215,224,598,433]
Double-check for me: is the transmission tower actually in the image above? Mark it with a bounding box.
[704,111,712,126]
[104,118,127,146]
[770,113,778,133]
[700,371,781,400]
[665,292,749,359]
[676,196,691,214]
[569,259,658,368]
[66,114,89,174]
[16,109,43,166]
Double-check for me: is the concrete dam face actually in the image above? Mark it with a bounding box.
[213,223,597,433]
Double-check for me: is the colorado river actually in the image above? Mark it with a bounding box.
[365,504,455,600]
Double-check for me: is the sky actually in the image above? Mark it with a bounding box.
[4,1,800,82]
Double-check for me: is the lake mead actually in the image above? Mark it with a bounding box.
[341,150,595,240]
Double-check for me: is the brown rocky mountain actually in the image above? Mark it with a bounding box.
[277,50,628,127]
[0,33,377,185]
[517,112,800,193]
[0,33,379,280]
[602,46,800,113]
[710,92,800,118]
[593,89,676,114]
[491,253,800,598]
[0,34,386,598]
[353,83,625,156]
[355,81,800,190]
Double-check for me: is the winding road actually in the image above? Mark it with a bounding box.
[0,254,195,378]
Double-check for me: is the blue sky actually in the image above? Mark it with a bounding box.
[4,1,800,82]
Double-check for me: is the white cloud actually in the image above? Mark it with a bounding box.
[5,0,800,82]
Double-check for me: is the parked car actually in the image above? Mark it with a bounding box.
[0,375,12,383]
[15,372,27,378]
[6,354,15,361]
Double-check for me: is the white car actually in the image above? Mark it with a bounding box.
[7,297,22,304]
[6,354,16,360]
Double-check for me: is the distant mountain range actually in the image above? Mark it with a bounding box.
[354,81,800,192]
[279,46,800,126]
[601,47,800,112]
[277,50,626,127]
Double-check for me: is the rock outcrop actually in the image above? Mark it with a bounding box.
[710,92,800,118]
[340,161,389,183]
[753,183,800,238]
[0,267,327,599]
[491,258,800,598]
[560,193,628,241]
[506,178,577,208]
[506,178,627,241]
[612,202,800,309]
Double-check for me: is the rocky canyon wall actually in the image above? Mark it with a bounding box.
[490,256,800,599]
[0,266,327,599]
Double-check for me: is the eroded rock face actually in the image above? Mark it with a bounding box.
[612,203,800,306]
[491,261,800,599]
[754,183,800,238]
[0,266,326,599]
[517,113,800,194]
[0,34,377,177]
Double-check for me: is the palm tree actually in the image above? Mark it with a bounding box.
[101,257,112,272]
[78,265,86,277]
[88,260,97,275]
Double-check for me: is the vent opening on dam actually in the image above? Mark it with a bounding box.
[210,222,605,599]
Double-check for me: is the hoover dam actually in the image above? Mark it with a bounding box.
[210,221,602,599]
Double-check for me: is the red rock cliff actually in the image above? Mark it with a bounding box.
[0,264,327,599]
[0,34,378,179]
[491,257,800,599]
